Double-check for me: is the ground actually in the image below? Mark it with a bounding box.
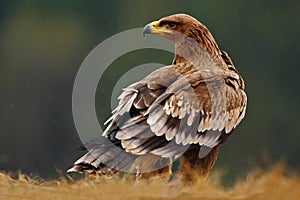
[0,164,299,200]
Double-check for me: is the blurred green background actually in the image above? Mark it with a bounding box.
[0,0,299,184]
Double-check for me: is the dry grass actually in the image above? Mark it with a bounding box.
[1,164,299,200]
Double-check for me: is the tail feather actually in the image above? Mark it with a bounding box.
[68,145,136,175]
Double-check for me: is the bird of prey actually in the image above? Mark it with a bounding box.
[68,14,247,182]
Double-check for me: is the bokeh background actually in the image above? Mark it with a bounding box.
[0,0,299,185]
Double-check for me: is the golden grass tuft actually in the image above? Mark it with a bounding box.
[1,164,300,200]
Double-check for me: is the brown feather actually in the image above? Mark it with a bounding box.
[69,14,247,181]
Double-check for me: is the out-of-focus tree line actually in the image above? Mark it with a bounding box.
[0,0,299,184]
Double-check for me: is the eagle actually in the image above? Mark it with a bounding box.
[68,14,247,182]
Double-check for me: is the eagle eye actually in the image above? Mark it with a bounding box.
[168,22,177,29]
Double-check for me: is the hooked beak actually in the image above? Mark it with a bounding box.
[143,21,172,37]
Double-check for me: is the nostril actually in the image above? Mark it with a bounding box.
[151,21,160,28]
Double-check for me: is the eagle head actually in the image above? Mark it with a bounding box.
[143,13,221,65]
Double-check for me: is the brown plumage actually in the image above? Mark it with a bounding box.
[68,14,247,182]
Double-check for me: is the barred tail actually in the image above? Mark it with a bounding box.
[67,137,136,175]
